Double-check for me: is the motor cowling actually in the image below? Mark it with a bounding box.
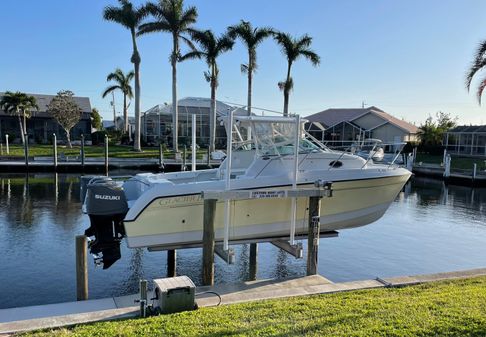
[84,178,128,269]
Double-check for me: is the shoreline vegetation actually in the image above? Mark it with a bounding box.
[21,276,486,337]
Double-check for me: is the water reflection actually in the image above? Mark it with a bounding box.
[0,173,485,309]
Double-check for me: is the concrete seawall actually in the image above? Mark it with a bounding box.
[1,267,485,335]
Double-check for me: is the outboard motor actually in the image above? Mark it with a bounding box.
[84,177,128,269]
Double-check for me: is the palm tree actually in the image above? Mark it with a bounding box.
[103,0,146,151]
[228,20,273,117]
[138,0,198,151]
[180,29,234,151]
[273,32,320,116]
[0,91,38,145]
[102,68,134,134]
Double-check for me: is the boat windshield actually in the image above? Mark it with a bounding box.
[248,120,321,157]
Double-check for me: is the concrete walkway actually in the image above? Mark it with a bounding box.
[1,268,485,335]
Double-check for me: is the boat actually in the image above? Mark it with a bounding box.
[355,139,385,162]
[82,113,411,269]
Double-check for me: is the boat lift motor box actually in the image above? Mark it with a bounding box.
[153,276,196,314]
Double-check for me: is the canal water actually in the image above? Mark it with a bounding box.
[0,173,485,309]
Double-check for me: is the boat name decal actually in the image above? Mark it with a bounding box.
[95,194,121,201]
[158,195,202,207]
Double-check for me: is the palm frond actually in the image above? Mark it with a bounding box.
[188,28,211,45]
[204,70,211,83]
[126,70,135,82]
[296,34,313,49]
[216,34,234,54]
[477,75,486,105]
[103,6,130,29]
[138,21,171,35]
[106,68,124,82]
[240,63,249,74]
[180,5,198,28]
[126,85,134,99]
[102,85,122,98]
[278,78,293,92]
[254,26,274,44]
[300,50,321,66]
[466,40,486,91]
[180,34,196,51]
[179,50,204,62]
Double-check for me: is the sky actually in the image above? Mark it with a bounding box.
[2,0,486,126]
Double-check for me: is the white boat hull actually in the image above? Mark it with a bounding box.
[124,173,410,249]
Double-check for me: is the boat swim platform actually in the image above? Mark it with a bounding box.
[1,267,486,335]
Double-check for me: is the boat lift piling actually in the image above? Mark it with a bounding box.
[202,199,217,285]
[167,250,176,277]
[249,243,258,280]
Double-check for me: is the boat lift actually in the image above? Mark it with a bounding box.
[199,179,336,285]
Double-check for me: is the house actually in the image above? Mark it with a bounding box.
[305,106,418,145]
[0,92,92,144]
[115,116,136,136]
[444,125,486,157]
[141,97,248,148]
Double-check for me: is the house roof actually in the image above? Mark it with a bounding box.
[144,97,248,117]
[448,125,486,133]
[116,116,136,124]
[306,106,418,134]
[102,121,115,128]
[0,92,92,113]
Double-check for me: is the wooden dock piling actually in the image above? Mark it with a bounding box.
[80,134,85,170]
[167,249,176,277]
[75,235,88,300]
[307,196,321,275]
[202,199,217,285]
[53,134,58,170]
[249,243,258,280]
[23,133,29,169]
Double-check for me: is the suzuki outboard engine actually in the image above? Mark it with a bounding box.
[83,177,128,269]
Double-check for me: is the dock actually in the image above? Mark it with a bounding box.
[412,163,486,187]
[1,268,485,335]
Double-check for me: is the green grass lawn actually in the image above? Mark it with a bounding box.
[1,145,207,159]
[415,153,486,171]
[21,276,486,337]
